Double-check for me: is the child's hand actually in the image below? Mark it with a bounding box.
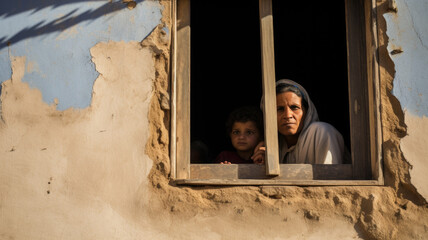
[251,141,266,165]
[220,161,232,164]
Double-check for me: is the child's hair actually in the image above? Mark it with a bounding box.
[225,106,264,137]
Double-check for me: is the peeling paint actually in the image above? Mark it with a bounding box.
[127,1,137,10]
[384,0,428,117]
[0,0,162,110]
[390,48,403,55]
[143,2,428,240]
[0,1,427,239]
[384,0,428,202]
[388,0,398,12]
[0,41,158,240]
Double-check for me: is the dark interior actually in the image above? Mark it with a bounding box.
[190,1,350,163]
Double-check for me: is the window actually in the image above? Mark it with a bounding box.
[171,0,383,185]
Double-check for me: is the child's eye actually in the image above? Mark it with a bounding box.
[232,130,240,135]
[246,130,255,136]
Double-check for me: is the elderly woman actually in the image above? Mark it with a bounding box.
[252,79,349,164]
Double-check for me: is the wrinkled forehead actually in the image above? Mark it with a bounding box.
[276,83,308,108]
[276,83,303,97]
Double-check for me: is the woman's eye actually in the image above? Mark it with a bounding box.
[290,105,300,110]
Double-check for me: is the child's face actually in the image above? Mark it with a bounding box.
[230,121,261,153]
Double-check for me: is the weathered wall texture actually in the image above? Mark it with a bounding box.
[0,0,162,110]
[1,42,159,239]
[383,0,428,200]
[0,1,167,239]
[0,1,427,240]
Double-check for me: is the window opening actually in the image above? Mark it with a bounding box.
[173,0,383,185]
[271,0,351,160]
[190,1,262,164]
[191,1,350,164]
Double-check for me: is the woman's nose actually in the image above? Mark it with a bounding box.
[284,107,293,118]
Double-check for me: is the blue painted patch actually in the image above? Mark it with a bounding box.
[162,26,170,37]
[0,0,162,110]
[0,48,11,84]
[385,0,428,117]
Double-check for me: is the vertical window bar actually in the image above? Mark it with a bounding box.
[176,0,191,179]
[259,0,280,176]
[171,0,177,179]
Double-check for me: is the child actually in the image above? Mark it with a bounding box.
[215,106,264,164]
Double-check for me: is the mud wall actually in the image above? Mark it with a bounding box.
[0,1,427,240]
[383,0,428,200]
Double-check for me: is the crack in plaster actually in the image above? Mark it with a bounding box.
[403,0,428,52]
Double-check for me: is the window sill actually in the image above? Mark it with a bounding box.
[175,179,381,186]
[173,164,382,186]
[190,164,353,180]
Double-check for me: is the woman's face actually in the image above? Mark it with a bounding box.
[276,91,306,138]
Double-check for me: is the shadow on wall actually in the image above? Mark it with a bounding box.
[0,0,145,50]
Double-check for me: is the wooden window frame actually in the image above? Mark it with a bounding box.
[170,0,384,186]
